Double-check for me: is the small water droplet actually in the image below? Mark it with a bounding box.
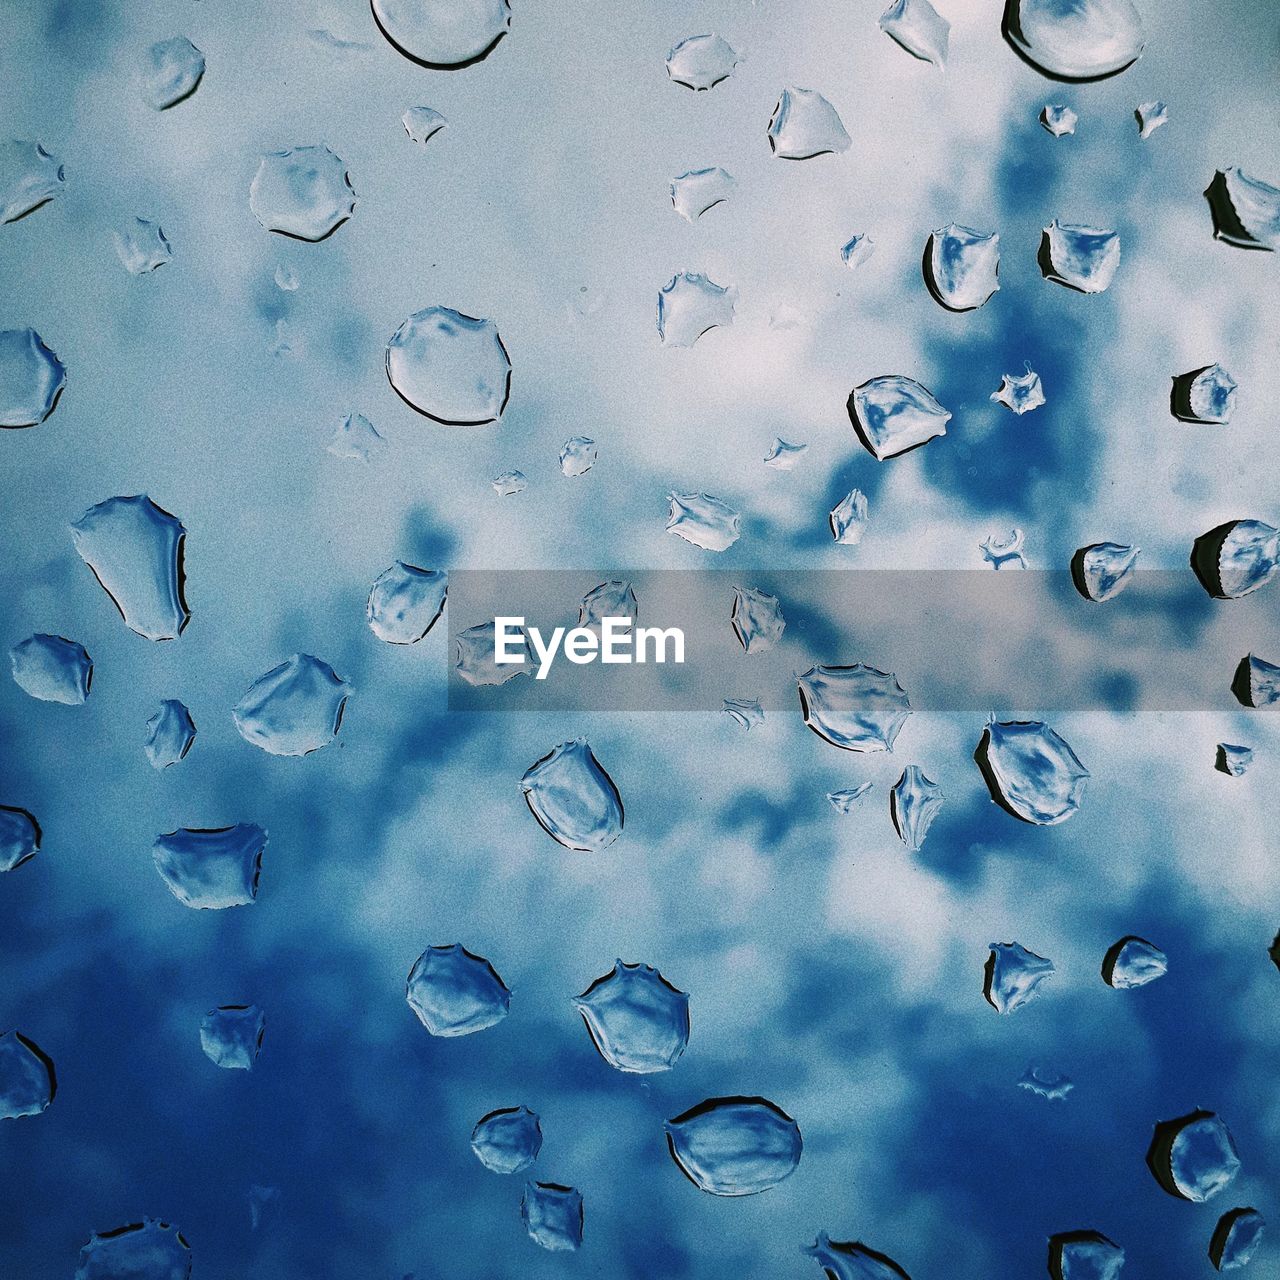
[1148,1111,1241,1202]
[1019,1065,1074,1100]
[1047,1232,1124,1280]
[830,489,870,545]
[657,273,736,347]
[140,36,205,110]
[985,942,1055,1013]
[763,437,807,470]
[1210,1207,1265,1272]
[768,88,850,160]
[273,264,299,291]
[1136,100,1168,138]
[665,1097,802,1196]
[799,664,911,752]
[407,944,510,1036]
[1216,743,1252,777]
[386,307,511,424]
[153,825,266,910]
[0,140,64,223]
[113,217,171,274]
[200,1005,265,1070]
[248,1185,281,1231]
[1003,0,1145,82]
[1172,364,1237,424]
[991,364,1045,414]
[521,1182,583,1251]
[1205,168,1280,251]
[1192,520,1278,599]
[1235,653,1280,708]
[671,167,735,222]
[840,233,876,270]
[827,783,872,813]
[521,739,623,853]
[10,634,92,705]
[731,586,785,654]
[1072,542,1139,601]
[0,327,66,428]
[574,961,690,1073]
[0,1030,55,1118]
[402,106,447,145]
[890,765,943,850]
[848,375,950,460]
[1040,220,1121,293]
[0,806,40,873]
[233,655,350,756]
[367,563,446,644]
[666,35,738,91]
[492,469,528,496]
[977,719,1089,824]
[372,0,511,68]
[803,1233,911,1280]
[75,1220,191,1279]
[249,145,356,241]
[880,0,949,66]
[666,492,741,551]
[1040,104,1078,136]
[559,436,597,477]
[580,580,637,629]
[455,620,530,685]
[328,412,386,462]
[144,700,196,769]
[925,224,1000,311]
[723,697,765,730]
[980,528,1027,570]
[471,1106,542,1174]
[1102,936,1167,988]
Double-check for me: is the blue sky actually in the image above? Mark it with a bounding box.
[2,0,1278,1276]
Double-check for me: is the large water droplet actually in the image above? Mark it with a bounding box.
[372,0,511,68]
[580,580,637,629]
[200,1005,265,1070]
[985,942,1055,1013]
[10,634,92,705]
[521,1182,583,1251]
[665,1097,802,1196]
[1216,743,1253,777]
[406,944,510,1036]
[140,37,205,110]
[830,489,870,545]
[1205,168,1280,251]
[1072,542,1139,601]
[471,1106,542,1174]
[890,766,943,850]
[1192,520,1279,599]
[925,224,1000,311]
[144,700,196,770]
[0,140,64,223]
[0,1030,55,1118]
[402,106,447,145]
[1003,0,1145,81]
[1210,1208,1265,1272]
[976,719,1088,824]
[250,146,356,241]
[1148,1111,1241,1202]
[666,492,741,551]
[75,1220,191,1280]
[492,469,527,496]
[731,586,785,654]
[768,88,851,160]
[0,327,65,428]
[0,805,40,872]
[521,739,623,853]
[233,655,349,756]
[559,436,597,477]
[803,1233,912,1280]
[367,563,446,644]
[671,168,735,222]
[880,0,949,66]
[666,35,738,91]
[1103,936,1167,989]
[328,412,386,462]
[992,364,1045,414]
[114,217,171,274]
[386,307,511,424]
[455,620,531,685]
[71,495,188,641]
[1040,104,1078,136]
[657,273,736,347]
[1171,364,1237,424]
[1047,1232,1124,1280]
[848,375,951,460]
[574,961,690,1073]
[1019,1065,1074,1100]
[1040,221,1121,293]
[153,825,266,910]
[798,664,911,752]
[1235,653,1280,708]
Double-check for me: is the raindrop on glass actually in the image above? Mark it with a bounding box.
[980,529,1027,570]
[1072,542,1139,601]
[522,1182,583,1251]
[827,783,873,813]
[666,35,738,91]
[1192,520,1278,599]
[763,437,807,470]
[1210,1208,1265,1272]
[144,700,196,769]
[75,1220,190,1280]
[666,492,741,551]
[985,942,1055,1013]
[890,765,943,851]
[455,620,530,685]
[371,0,511,68]
[200,1005,265,1070]
[0,327,65,428]
[1205,168,1280,251]
[1019,1065,1074,1100]
[367,563,446,644]
[724,697,765,730]
[1040,105,1078,137]
[386,307,510,424]
[10,635,92,705]
[671,168,735,222]
[1040,220,1121,293]
[0,805,40,873]
[1148,1111,1241,1202]
[140,36,205,110]
[328,412,386,462]
[768,88,851,160]
[233,654,349,757]
[153,825,266,910]
[879,0,949,66]
[559,436,597,477]
[731,586,785,654]
[1047,1232,1124,1280]
[472,1106,542,1174]
[113,217,171,274]
[803,1233,911,1280]
[402,106,447,145]
[250,145,356,241]
[574,960,690,1073]
[1136,100,1168,138]
[1003,0,1145,81]
[406,944,510,1037]
[0,140,64,223]
[273,264,299,291]
[1103,936,1167,989]
[841,233,876,270]
[0,1030,55,1118]
[830,489,870,545]
[925,224,1000,311]
[977,719,1088,824]
[1235,653,1280,708]
[665,1097,802,1196]
[1172,364,1237,424]
[521,739,623,853]
[657,273,735,347]
[991,364,1045,414]
[492,470,528,496]
[798,664,911,752]
[1216,743,1252,777]
[848,375,951,460]
[580,580,637,630]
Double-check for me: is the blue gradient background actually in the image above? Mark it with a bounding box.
[2,0,1278,1276]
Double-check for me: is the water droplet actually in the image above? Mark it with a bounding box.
[402,106,447,145]
[10,634,92,705]
[841,233,876,270]
[273,264,299,291]
[980,528,1027,570]
[269,319,299,358]
[71,495,188,641]
[1172,364,1237,424]
[1019,1065,1074,1100]
[830,489,870,545]
[798,664,911,752]
[574,961,690,1073]
[890,766,943,850]
[724,697,765,730]
[1003,0,1145,81]
[1102,936,1167,989]
[407,944,510,1036]
[580,580,637,629]
[0,805,39,872]
[0,140,64,223]
[386,307,510,424]
[985,942,1055,1013]
[248,1185,281,1231]
[657,273,735,347]
[768,88,851,160]
[75,1220,190,1280]
[925,224,1000,311]
[991,363,1045,414]
[666,34,738,90]
[1072,542,1139,601]
[977,720,1088,824]
[249,145,356,241]
[0,327,66,428]
[372,0,510,67]
[827,783,873,813]
[455,620,530,685]
[233,655,348,757]
[0,1030,55,1118]
[1235,653,1280,708]
[522,1182,583,1251]
[140,36,205,110]
[471,1106,542,1173]
[559,436,597,477]
[763,437,807,470]
[328,412,386,462]
[1216,743,1253,777]
[880,0,949,66]
[144,700,196,770]
[1148,1111,1241,1202]
[1040,104,1078,137]
[1048,1232,1124,1280]
[492,470,528,496]
[848,375,951,460]
[1206,168,1280,251]
[200,1005,265,1070]
[113,217,171,274]
[666,492,741,551]
[521,739,623,853]
[671,167,735,222]
[731,586,785,654]
[153,825,266,910]
[1136,100,1168,138]
[803,1233,911,1280]
[1040,220,1121,293]
[1210,1207,1265,1272]
[1192,520,1279,599]
[666,1097,802,1196]
[367,563,446,644]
